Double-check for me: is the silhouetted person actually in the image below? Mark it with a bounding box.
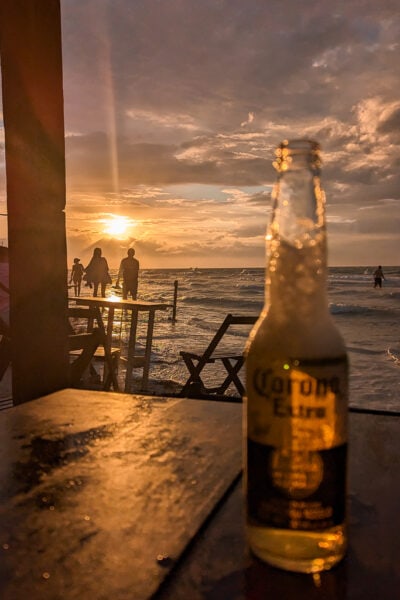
[116,248,139,300]
[85,248,111,297]
[70,257,84,296]
[373,266,385,288]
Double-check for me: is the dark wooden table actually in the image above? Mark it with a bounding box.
[0,390,398,599]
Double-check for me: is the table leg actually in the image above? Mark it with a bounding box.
[93,306,107,338]
[91,305,119,392]
[141,309,155,391]
[124,308,139,393]
[106,306,115,346]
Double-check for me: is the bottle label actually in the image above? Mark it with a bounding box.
[246,357,348,530]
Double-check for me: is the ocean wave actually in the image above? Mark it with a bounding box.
[330,303,369,315]
[99,266,400,412]
[180,294,262,307]
[330,303,399,317]
[179,294,210,304]
[329,275,371,284]
[183,280,209,288]
[387,291,400,300]
[187,316,221,331]
[347,346,383,355]
[237,284,264,293]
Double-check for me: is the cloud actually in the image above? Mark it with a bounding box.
[377,103,400,137]
[2,0,399,266]
[65,131,272,189]
[125,108,200,132]
[233,223,266,238]
[241,112,255,127]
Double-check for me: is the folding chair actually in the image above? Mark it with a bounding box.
[68,306,120,391]
[179,314,257,399]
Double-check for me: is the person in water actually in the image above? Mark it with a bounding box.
[116,248,139,300]
[84,248,111,297]
[69,258,84,296]
[373,265,385,288]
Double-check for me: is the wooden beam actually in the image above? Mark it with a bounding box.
[0,0,69,402]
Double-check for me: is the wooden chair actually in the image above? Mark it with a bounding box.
[68,328,103,388]
[68,306,120,391]
[179,314,257,399]
[0,310,112,398]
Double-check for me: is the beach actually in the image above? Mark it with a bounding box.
[1,266,399,412]
[75,266,400,413]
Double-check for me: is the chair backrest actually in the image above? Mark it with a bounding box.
[67,304,119,391]
[201,314,258,361]
[68,306,97,333]
[0,306,107,389]
[68,329,101,386]
[67,306,102,386]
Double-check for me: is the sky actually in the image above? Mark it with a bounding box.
[1,0,400,268]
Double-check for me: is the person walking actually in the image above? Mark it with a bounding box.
[69,258,84,296]
[84,248,111,297]
[116,248,139,300]
[373,265,385,288]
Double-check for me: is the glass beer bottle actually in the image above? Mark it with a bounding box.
[245,139,348,573]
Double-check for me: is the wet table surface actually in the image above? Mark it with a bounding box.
[0,390,399,600]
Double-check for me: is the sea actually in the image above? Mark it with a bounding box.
[74,265,400,414]
[1,266,399,413]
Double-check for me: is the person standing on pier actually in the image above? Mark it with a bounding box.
[116,248,139,300]
[70,258,84,296]
[84,247,111,297]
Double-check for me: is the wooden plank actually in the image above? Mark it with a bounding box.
[0,390,242,599]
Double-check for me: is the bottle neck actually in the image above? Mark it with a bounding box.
[266,234,329,321]
[265,141,329,322]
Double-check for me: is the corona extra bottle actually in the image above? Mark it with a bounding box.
[245,139,348,573]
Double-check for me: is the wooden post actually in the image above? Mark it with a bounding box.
[0,0,69,402]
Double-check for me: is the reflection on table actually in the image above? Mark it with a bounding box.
[0,391,398,599]
[70,296,168,392]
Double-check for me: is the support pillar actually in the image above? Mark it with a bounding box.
[0,0,69,402]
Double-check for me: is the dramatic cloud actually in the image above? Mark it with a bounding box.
[1,0,399,266]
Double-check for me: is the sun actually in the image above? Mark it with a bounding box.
[102,215,133,238]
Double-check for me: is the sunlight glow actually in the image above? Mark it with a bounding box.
[102,215,134,237]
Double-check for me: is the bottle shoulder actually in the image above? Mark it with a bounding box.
[246,310,347,359]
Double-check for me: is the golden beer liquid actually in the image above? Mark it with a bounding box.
[245,244,348,572]
[245,350,348,573]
